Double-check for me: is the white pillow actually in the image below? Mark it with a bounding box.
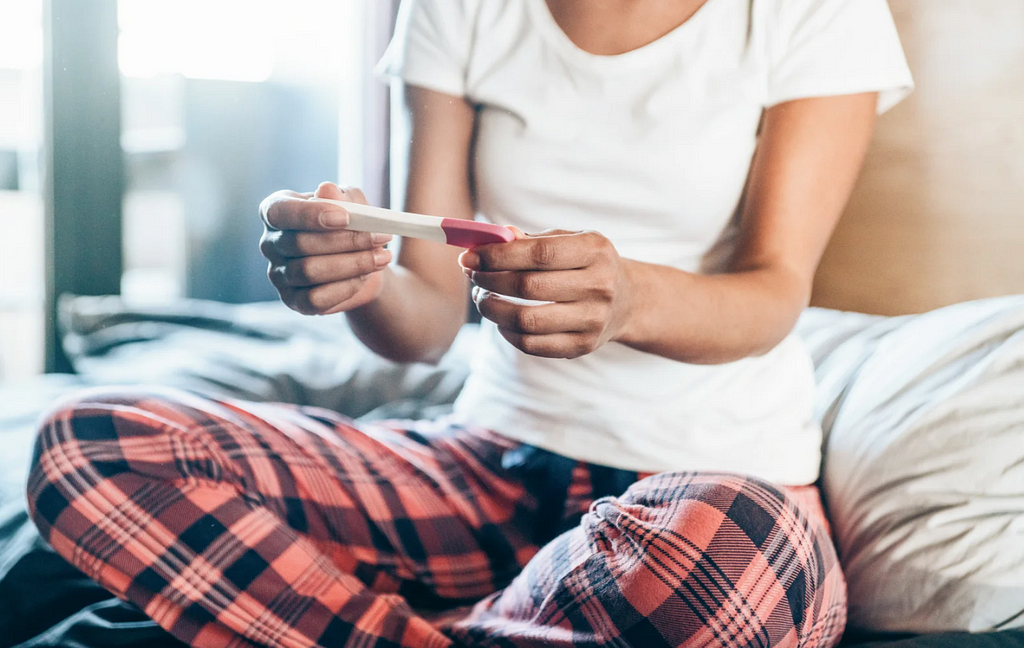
[802,297,1024,634]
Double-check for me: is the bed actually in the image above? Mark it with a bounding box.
[5,1,1023,645]
[1,295,1022,647]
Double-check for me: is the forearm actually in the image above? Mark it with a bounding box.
[346,264,468,365]
[345,85,479,364]
[615,259,809,364]
[463,95,875,364]
[613,96,879,364]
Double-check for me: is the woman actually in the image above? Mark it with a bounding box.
[28,0,913,646]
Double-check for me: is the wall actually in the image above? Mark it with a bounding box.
[811,0,1024,315]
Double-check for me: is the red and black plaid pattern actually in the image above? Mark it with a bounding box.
[27,386,846,648]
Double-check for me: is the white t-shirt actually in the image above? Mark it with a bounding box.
[379,0,913,485]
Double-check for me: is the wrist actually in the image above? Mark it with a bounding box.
[610,258,645,345]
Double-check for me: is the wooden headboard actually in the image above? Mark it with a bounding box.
[810,0,1024,315]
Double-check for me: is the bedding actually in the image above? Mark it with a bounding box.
[0,295,1022,647]
[806,297,1024,634]
[58,294,474,420]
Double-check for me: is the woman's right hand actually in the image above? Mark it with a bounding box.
[259,182,393,316]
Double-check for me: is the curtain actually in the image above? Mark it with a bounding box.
[362,0,400,208]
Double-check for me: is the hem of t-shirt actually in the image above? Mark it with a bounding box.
[766,74,915,115]
[496,424,822,486]
[451,406,823,487]
[373,58,467,99]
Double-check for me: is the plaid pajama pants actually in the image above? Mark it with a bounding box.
[27,386,847,648]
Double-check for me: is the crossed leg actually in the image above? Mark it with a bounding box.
[27,387,845,648]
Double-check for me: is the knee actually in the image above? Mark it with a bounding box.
[599,472,782,540]
[588,472,846,646]
[32,385,181,457]
[612,472,813,548]
[27,386,196,529]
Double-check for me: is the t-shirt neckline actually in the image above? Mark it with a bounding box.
[525,0,718,71]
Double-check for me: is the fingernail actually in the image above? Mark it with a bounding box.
[461,266,474,279]
[373,248,392,267]
[320,210,348,228]
[371,232,392,245]
[472,285,481,301]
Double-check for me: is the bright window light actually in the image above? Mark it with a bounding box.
[0,0,43,70]
[117,0,353,83]
[118,1,275,82]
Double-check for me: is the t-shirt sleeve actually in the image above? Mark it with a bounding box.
[375,0,477,97]
[766,0,914,114]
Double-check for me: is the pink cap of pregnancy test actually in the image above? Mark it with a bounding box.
[440,218,515,247]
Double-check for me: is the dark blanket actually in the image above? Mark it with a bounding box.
[0,503,182,648]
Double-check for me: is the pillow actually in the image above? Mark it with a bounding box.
[803,297,1024,634]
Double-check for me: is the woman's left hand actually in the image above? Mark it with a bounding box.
[459,229,636,359]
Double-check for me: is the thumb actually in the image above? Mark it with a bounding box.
[507,226,529,241]
[315,183,370,207]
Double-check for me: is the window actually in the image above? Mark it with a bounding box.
[0,0,393,379]
[0,0,45,381]
[117,0,368,305]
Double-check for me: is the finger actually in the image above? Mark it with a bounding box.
[259,230,287,265]
[496,330,599,359]
[269,247,392,289]
[460,231,602,272]
[259,190,311,229]
[467,269,597,302]
[527,228,578,238]
[263,228,392,259]
[279,277,373,316]
[507,226,529,240]
[262,192,351,232]
[264,181,370,232]
[474,288,600,335]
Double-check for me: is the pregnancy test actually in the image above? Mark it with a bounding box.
[310,198,515,248]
